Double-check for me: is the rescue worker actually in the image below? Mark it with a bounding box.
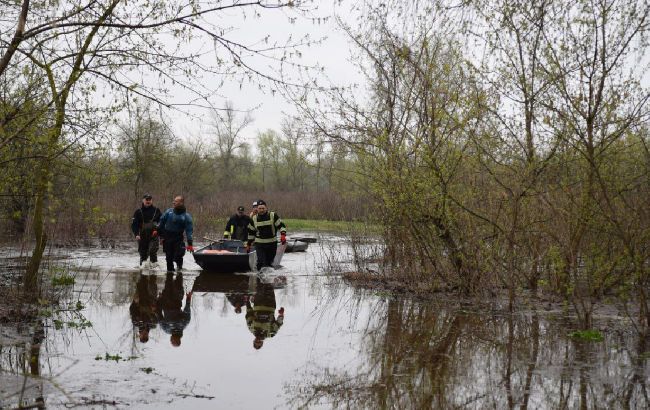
[246,199,286,271]
[249,201,258,218]
[158,195,194,272]
[245,278,284,350]
[131,193,161,266]
[223,205,253,241]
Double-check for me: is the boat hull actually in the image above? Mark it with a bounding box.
[192,240,256,273]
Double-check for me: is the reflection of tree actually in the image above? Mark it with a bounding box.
[623,333,649,407]
[287,299,470,408]
[287,298,649,409]
[0,320,45,409]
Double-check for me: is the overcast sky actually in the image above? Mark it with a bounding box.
[165,1,361,145]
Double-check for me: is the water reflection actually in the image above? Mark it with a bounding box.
[1,241,649,408]
[129,273,158,343]
[287,297,650,409]
[191,273,286,349]
[246,280,284,350]
[0,320,45,409]
[157,272,192,347]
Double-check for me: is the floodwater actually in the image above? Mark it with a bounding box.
[1,235,649,409]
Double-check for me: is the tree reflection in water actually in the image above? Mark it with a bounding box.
[0,320,45,409]
[286,298,649,409]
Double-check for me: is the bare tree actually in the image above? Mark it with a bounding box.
[210,101,253,189]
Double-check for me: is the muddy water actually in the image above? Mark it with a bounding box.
[1,236,649,409]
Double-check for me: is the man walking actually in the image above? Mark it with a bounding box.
[224,205,253,240]
[159,195,194,272]
[247,199,286,271]
[131,193,161,267]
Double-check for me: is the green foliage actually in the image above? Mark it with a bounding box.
[54,318,92,330]
[51,274,76,286]
[568,330,604,342]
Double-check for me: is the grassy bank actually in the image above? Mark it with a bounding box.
[193,217,378,238]
[283,219,379,233]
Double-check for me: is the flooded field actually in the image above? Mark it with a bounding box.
[1,236,649,409]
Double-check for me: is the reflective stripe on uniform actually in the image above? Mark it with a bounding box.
[254,236,277,244]
[249,212,279,243]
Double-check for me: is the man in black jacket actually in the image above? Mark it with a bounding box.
[224,205,253,240]
[131,193,162,266]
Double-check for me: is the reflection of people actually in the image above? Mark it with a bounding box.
[131,193,161,266]
[246,279,284,349]
[224,205,252,240]
[246,199,287,270]
[226,292,249,314]
[157,272,192,347]
[159,195,194,272]
[129,274,159,343]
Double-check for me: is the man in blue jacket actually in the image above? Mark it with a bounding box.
[158,195,194,272]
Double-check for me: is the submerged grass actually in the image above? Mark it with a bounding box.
[95,353,138,362]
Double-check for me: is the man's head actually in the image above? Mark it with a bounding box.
[256,199,267,215]
[173,195,184,209]
[253,337,264,350]
[237,205,245,215]
[171,332,182,347]
[142,193,153,207]
[139,327,150,343]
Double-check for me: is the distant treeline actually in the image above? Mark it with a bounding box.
[0,104,367,241]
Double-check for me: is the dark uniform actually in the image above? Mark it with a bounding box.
[247,209,286,271]
[224,211,252,241]
[131,204,161,264]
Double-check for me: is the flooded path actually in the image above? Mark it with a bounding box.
[1,235,649,408]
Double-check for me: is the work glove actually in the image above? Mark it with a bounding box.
[186,245,194,253]
[280,233,286,245]
[151,230,158,238]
